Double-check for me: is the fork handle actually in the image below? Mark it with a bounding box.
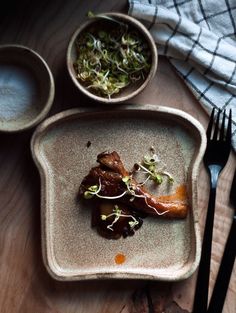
[192,185,217,313]
[207,217,236,313]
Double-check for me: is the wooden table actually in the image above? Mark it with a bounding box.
[0,1,235,312]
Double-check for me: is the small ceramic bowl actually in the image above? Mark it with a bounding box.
[67,13,158,104]
[0,44,55,132]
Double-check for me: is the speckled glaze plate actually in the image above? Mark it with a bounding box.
[31,104,206,281]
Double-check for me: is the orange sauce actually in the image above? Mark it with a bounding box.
[157,184,187,202]
[115,253,126,265]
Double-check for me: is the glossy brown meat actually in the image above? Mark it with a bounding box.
[79,151,188,218]
[97,151,129,176]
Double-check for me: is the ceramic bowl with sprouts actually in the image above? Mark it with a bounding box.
[67,12,158,104]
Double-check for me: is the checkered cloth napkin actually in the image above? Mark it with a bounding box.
[128,0,236,152]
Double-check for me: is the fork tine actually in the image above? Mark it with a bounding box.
[226,109,232,143]
[206,108,215,140]
[219,110,226,141]
[213,109,221,141]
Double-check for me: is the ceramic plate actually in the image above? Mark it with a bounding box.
[31,104,206,281]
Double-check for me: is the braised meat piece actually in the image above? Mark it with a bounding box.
[79,151,188,218]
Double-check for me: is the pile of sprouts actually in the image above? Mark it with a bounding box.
[73,13,151,98]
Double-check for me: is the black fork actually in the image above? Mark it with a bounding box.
[192,108,232,313]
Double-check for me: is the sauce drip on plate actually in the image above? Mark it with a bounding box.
[157,184,187,202]
[115,253,126,265]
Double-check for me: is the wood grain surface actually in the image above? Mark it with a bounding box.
[0,1,235,312]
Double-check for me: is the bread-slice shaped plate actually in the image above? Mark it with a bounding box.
[31,104,206,281]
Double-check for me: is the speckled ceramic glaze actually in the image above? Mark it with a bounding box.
[31,104,206,281]
[0,45,54,132]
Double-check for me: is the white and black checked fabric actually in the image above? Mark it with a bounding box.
[128,0,236,152]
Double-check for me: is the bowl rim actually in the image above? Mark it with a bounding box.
[0,44,55,132]
[66,12,158,104]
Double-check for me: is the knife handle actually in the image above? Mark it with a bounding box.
[207,217,236,313]
[192,186,217,313]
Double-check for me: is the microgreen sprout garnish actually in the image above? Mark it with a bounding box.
[84,176,146,201]
[84,184,101,199]
[128,220,139,229]
[122,175,147,200]
[83,178,127,200]
[144,198,169,216]
[136,152,174,185]
[100,204,140,231]
[73,14,151,98]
